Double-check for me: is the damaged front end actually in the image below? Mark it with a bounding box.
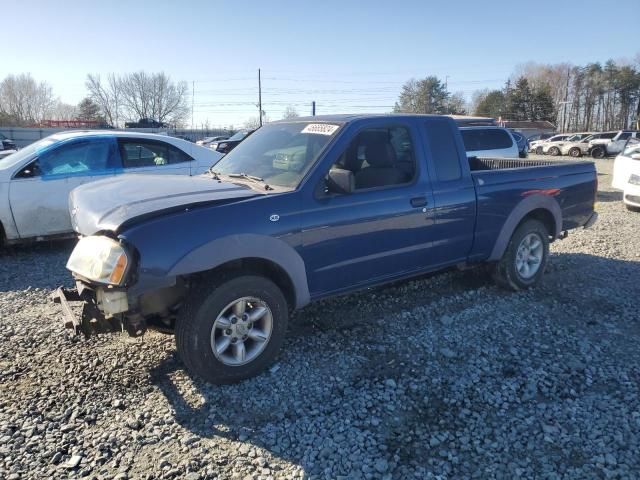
[52,284,147,338]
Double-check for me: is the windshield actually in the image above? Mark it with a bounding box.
[228,130,250,142]
[623,138,640,157]
[212,122,341,188]
[0,137,58,170]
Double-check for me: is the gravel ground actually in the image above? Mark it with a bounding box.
[1,156,639,480]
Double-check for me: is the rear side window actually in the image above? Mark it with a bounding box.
[118,139,192,168]
[424,119,462,182]
[460,129,513,152]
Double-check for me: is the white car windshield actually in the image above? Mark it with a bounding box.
[0,137,57,170]
[212,122,342,188]
[623,138,640,157]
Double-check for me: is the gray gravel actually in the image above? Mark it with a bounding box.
[1,156,639,479]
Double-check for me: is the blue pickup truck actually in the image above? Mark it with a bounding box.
[54,114,598,383]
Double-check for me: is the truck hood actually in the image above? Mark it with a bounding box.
[70,174,258,235]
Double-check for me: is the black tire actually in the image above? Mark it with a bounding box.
[591,146,605,159]
[535,146,544,155]
[492,219,550,291]
[548,146,561,156]
[176,274,288,384]
[569,147,582,158]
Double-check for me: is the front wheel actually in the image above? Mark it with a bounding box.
[548,146,561,156]
[176,274,289,384]
[493,219,550,291]
[535,146,544,155]
[591,146,605,159]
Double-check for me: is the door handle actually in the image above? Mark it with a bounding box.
[410,196,428,208]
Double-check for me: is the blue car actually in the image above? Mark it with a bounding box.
[55,114,598,383]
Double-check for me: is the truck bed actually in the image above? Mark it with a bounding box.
[468,157,597,261]
[469,156,573,171]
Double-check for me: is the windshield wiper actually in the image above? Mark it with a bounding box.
[227,172,265,182]
[211,171,274,191]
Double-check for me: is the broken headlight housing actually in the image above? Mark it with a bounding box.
[66,236,130,286]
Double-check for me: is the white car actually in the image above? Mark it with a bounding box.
[590,131,640,159]
[612,138,640,211]
[529,134,570,154]
[458,126,519,158]
[542,132,592,156]
[0,130,222,245]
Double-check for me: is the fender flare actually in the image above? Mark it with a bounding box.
[168,234,310,308]
[488,194,562,261]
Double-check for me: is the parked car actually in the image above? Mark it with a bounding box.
[210,129,255,154]
[54,114,598,384]
[0,133,17,151]
[458,126,520,158]
[560,132,617,157]
[529,134,570,154]
[612,138,640,211]
[124,118,169,129]
[527,133,556,143]
[509,130,529,158]
[196,136,229,147]
[0,131,222,245]
[590,131,640,159]
[542,132,592,156]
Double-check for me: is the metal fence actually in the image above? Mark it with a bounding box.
[0,127,232,148]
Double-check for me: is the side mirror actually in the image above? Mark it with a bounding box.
[15,160,40,179]
[631,153,640,160]
[326,167,354,194]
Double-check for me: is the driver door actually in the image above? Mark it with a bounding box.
[9,138,118,238]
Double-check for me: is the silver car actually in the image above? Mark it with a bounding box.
[560,132,616,157]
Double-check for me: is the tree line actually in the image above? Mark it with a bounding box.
[394,57,640,131]
[0,72,189,127]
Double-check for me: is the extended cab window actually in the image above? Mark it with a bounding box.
[424,120,462,181]
[331,126,416,190]
[461,128,514,151]
[119,140,192,168]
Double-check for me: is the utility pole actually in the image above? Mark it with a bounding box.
[562,67,570,133]
[312,101,316,116]
[258,69,263,127]
[191,81,195,130]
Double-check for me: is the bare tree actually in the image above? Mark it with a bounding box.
[0,73,55,125]
[243,115,269,129]
[50,101,78,121]
[86,73,121,127]
[282,105,299,119]
[118,72,189,125]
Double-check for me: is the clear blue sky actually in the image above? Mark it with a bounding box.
[1,0,637,128]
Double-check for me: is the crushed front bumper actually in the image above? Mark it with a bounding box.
[52,286,124,337]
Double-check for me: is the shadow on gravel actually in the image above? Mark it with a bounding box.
[597,190,623,202]
[148,251,640,477]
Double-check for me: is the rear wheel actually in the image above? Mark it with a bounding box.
[569,147,582,158]
[493,219,549,291]
[591,146,606,159]
[176,274,288,384]
[548,146,561,156]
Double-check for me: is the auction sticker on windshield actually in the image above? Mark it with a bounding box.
[301,124,340,135]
